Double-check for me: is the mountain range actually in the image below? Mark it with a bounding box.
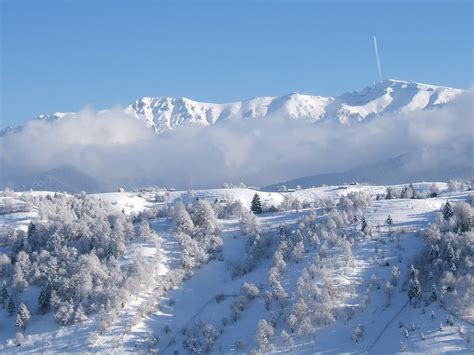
[2,79,463,135]
[0,79,469,193]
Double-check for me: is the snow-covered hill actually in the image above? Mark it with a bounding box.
[0,182,472,353]
[6,79,463,134]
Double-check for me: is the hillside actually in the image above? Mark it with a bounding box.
[0,181,472,353]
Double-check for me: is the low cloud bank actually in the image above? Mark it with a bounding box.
[0,90,472,192]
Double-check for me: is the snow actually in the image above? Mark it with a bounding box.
[5,80,463,136]
[91,192,152,214]
[0,183,472,353]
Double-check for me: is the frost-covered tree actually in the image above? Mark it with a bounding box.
[173,201,194,235]
[280,329,294,350]
[272,250,287,272]
[352,325,365,342]
[291,241,305,263]
[255,319,274,351]
[239,210,261,237]
[240,282,259,300]
[15,302,31,330]
[390,266,400,286]
[54,299,75,325]
[251,193,262,214]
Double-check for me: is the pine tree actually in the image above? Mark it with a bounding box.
[409,184,417,199]
[361,216,368,233]
[446,242,455,261]
[451,262,457,273]
[352,215,358,225]
[385,187,393,200]
[15,302,31,330]
[0,280,8,309]
[431,282,437,301]
[7,296,16,316]
[15,313,24,330]
[386,215,393,229]
[251,193,262,214]
[38,282,52,314]
[443,201,454,220]
[408,277,423,306]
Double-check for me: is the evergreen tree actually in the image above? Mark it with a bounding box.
[443,201,454,220]
[251,193,262,214]
[15,313,24,330]
[431,282,437,301]
[385,187,393,200]
[408,277,422,306]
[386,215,393,227]
[38,282,52,314]
[15,302,31,330]
[446,242,455,261]
[0,280,8,309]
[7,296,16,316]
[27,222,36,238]
[361,216,368,233]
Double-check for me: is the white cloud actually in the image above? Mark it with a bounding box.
[0,89,472,191]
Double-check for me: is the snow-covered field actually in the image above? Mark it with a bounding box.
[0,182,472,353]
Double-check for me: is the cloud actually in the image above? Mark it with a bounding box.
[0,90,472,192]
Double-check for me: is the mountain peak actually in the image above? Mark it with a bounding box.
[2,80,463,135]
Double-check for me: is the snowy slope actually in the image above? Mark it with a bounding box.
[0,182,472,354]
[6,80,463,134]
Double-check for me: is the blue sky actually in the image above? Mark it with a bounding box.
[1,0,472,127]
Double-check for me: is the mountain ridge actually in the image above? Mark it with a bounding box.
[1,79,464,135]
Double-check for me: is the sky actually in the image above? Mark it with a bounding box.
[1,0,472,128]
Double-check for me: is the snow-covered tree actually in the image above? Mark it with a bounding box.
[352,324,365,342]
[286,313,297,334]
[251,193,262,214]
[255,319,274,351]
[173,202,194,235]
[15,302,31,330]
[239,210,261,237]
[264,291,272,311]
[291,241,305,263]
[443,201,454,221]
[240,282,259,300]
[408,277,423,307]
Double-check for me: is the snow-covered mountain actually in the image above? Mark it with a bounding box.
[8,79,463,134]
